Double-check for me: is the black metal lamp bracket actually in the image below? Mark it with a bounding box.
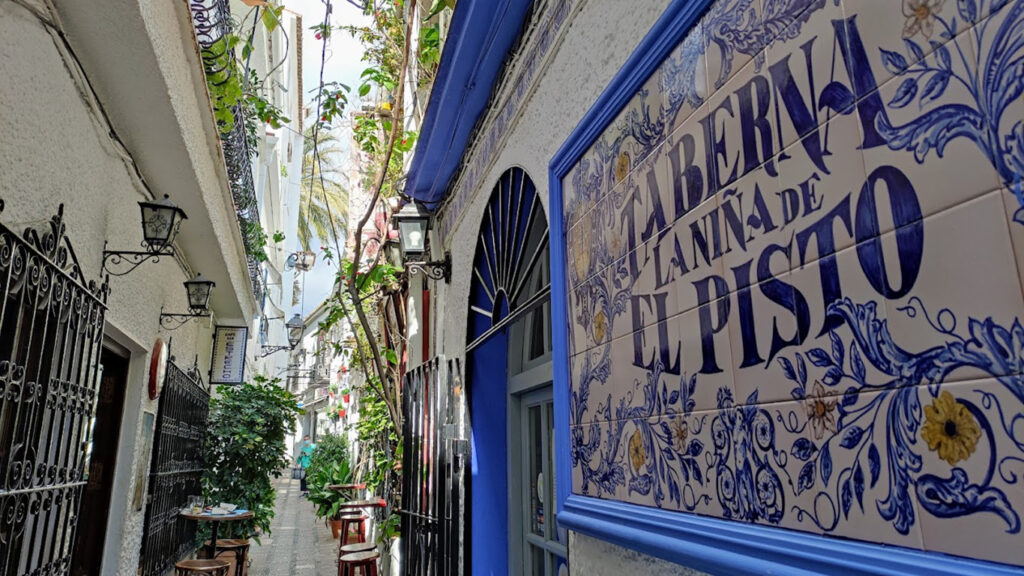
[103,241,175,277]
[406,252,451,283]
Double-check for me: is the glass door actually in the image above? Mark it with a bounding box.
[519,388,567,575]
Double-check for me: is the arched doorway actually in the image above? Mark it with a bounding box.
[466,167,565,575]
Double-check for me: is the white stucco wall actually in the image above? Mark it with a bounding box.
[426,0,712,572]
[0,1,249,574]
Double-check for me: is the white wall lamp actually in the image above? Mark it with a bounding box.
[103,194,187,276]
[285,250,317,272]
[393,201,450,283]
[159,273,215,330]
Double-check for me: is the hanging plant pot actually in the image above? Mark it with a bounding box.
[339,408,347,418]
[342,393,351,403]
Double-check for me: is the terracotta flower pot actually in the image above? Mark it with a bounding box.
[328,518,343,539]
[342,393,350,403]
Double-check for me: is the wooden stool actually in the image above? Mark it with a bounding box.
[337,541,375,560]
[174,559,231,576]
[339,513,367,544]
[338,551,379,576]
[204,538,250,576]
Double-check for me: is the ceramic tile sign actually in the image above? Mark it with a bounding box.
[210,325,248,385]
[563,0,1024,566]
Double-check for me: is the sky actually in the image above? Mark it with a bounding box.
[286,0,368,318]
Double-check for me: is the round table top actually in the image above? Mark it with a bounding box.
[180,509,254,522]
[328,483,366,492]
[339,550,379,563]
[338,499,386,509]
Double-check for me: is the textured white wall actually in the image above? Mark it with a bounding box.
[0,2,226,574]
[430,0,711,573]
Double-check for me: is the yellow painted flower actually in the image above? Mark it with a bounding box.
[615,152,631,183]
[903,0,944,39]
[922,391,981,466]
[671,419,689,452]
[804,381,837,440]
[592,309,607,344]
[629,429,646,471]
[571,221,592,282]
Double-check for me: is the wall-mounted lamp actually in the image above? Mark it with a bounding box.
[103,195,187,276]
[285,250,317,272]
[393,201,450,283]
[159,273,215,330]
[259,313,305,357]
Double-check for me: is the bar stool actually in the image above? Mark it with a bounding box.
[338,550,379,576]
[174,559,231,576]
[204,538,250,576]
[337,541,375,560]
[339,513,367,544]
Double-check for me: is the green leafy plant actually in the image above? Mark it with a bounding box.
[306,434,354,520]
[202,377,301,541]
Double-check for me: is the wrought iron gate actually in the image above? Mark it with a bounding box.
[0,203,108,576]
[399,357,468,576]
[138,359,209,576]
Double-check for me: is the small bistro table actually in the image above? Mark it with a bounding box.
[337,498,386,512]
[180,509,255,558]
[328,483,366,494]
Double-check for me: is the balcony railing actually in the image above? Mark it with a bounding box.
[189,0,264,303]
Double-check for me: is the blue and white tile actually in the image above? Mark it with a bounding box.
[705,58,764,194]
[804,385,927,550]
[883,191,1024,384]
[679,302,736,413]
[719,163,793,281]
[730,396,824,534]
[775,109,868,262]
[728,272,803,404]
[916,378,1024,566]
[670,194,727,318]
[1000,187,1024,297]
[789,238,895,394]
[842,0,950,91]
[664,19,710,136]
[704,0,766,93]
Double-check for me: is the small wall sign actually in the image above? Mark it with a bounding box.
[210,325,248,385]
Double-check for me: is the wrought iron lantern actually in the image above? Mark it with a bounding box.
[393,201,429,257]
[159,273,215,330]
[286,313,305,348]
[103,194,188,276]
[393,202,451,283]
[259,313,305,357]
[285,250,317,272]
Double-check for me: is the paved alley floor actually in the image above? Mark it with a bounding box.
[248,474,338,576]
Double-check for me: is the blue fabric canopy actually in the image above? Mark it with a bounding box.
[403,0,534,207]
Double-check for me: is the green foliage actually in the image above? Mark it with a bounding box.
[306,434,354,520]
[353,388,399,493]
[202,377,301,540]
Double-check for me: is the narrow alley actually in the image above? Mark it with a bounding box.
[248,476,337,576]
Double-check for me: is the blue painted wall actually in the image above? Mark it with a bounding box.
[468,330,509,576]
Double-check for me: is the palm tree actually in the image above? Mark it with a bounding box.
[300,128,349,252]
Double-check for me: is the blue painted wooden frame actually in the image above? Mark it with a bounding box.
[547,1,1024,575]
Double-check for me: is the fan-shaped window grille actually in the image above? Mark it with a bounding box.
[468,168,550,347]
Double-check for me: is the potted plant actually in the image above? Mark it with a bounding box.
[305,434,353,539]
[341,388,351,403]
[202,377,301,543]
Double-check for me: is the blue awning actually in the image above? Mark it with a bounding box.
[403,0,534,207]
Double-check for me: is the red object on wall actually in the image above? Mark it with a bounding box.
[422,288,431,361]
[342,393,351,403]
[148,338,168,400]
[339,408,347,418]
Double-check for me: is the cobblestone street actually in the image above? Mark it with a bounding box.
[249,475,337,576]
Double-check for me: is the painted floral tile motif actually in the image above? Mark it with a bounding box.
[562,0,1024,567]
